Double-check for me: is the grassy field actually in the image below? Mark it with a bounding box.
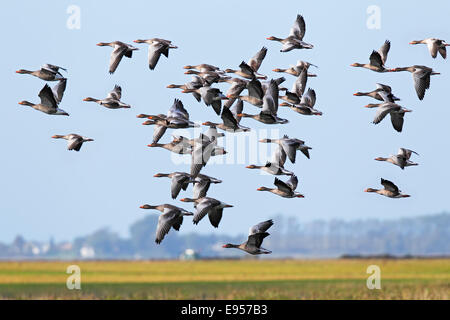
[0,259,448,299]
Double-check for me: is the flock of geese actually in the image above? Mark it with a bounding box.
[352,37,447,199]
[15,14,446,255]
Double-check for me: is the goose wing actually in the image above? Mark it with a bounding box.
[109,44,127,74]
[291,68,307,97]
[168,99,189,120]
[274,177,293,193]
[381,178,399,193]
[221,106,239,129]
[372,103,399,124]
[248,47,267,72]
[397,148,418,159]
[193,178,211,199]
[152,125,168,143]
[192,198,220,225]
[249,220,274,235]
[271,145,287,167]
[300,88,316,107]
[289,14,306,40]
[148,42,167,70]
[413,68,431,100]
[286,174,298,190]
[171,174,190,199]
[378,40,391,64]
[52,79,67,104]
[369,50,384,68]
[208,207,223,228]
[230,99,244,123]
[155,208,179,244]
[38,84,58,109]
[390,111,405,132]
[67,135,83,151]
[246,232,269,249]
[107,85,122,100]
[247,78,264,99]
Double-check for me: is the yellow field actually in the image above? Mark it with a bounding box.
[0,259,448,299]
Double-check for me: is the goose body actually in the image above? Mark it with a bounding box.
[223,220,273,255]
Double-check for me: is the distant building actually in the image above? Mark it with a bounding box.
[179,248,199,260]
[80,246,95,259]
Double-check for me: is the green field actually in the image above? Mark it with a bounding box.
[0,259,448,299]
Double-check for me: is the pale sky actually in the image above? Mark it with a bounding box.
[1,0,449,242]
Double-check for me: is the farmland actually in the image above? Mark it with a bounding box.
[0,259,448,299]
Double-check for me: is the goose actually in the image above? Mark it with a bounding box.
[51,134,93,151]
[153,172,196,199]
[257,175,304,198]
[202,101,250,132]
[143,99,198,143]
[222,220,273,255]
[354,83,400,102]
[410,38,449,59]
[247,145,293,176]
[273,60,318,77]
[260,135,311,162]
[365,178,410,198]
[180,197,233,228]
[351,40,391,72]
[133,38,177,70]
[375,148,419,169]
[139,204,193,244]
[225,61,265,80]
[279,68,307,104]
[238,80,288,124]
[83,85,131,109]
[389,65,439,100]
[184,70,229,85]
[167,75,204,102]
[148,139,192,154]
[182,86,228,115]
[16,64,67,81]
[18,82,69,116]
[96,41,138,74]
[190,134,217,178]
[192,174,222,199]
[183,64,222,73]
[267,14,313,52]
[366,102,412,132]
[279,88,322,116]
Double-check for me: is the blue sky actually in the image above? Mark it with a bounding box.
[1,0,449,242]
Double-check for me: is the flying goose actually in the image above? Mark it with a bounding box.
[354,83,400,102]
[16,64,67,81]
[133,38,178,70]
[375,148,419,169]
[366,102,412,132]
[257,175,304,198]
[260,135,311,162]
[267,14,313,52]
[96,41,138,74]
[153,172,196,199]
[389,65,439,100]
[351,40,392,72]
[51,134,93,151]
[222,220,273,255]
[364,178,410,198]
[139,204,193,244]
[83,85,131,109]
[18,82,69,116]
[410,38,449,59]
[279,88,322,116]
[180,197,233,228]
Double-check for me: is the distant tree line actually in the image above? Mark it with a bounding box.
[0,213,449,259]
